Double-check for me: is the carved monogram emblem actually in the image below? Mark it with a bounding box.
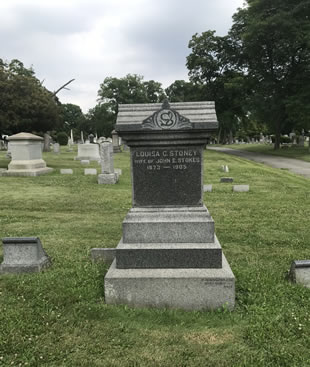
[142,100,192,130]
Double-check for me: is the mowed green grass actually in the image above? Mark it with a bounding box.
[0,146,310,367]
[226,143,310,162]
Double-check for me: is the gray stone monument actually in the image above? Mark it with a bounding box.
[112,130,121,153]
[3,133,53,176]
[0,237,51,273]
[53,143,60,154]
[98,141,119,184]
[104,100,235,310]
[75,143,100,162]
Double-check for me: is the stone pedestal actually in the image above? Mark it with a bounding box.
[75,143,100,162]
[112,130,121,153]
[0,237,51,273]
[104,101,235,310]
[3,133,53,176]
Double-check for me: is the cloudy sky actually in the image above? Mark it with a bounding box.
[0,0,244,112]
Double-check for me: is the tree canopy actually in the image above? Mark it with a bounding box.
[0,59,61,136]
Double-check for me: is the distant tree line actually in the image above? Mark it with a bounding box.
[1,0,309,149]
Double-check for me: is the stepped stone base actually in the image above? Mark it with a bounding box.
[2,167,53,176]
[104,253,235,310]
[116,236,222,269]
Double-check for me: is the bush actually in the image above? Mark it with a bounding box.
[56,132,68,145]
[280,136,291,144]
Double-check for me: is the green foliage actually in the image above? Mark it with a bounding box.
[86,103,115,138]
[96,74,166,129]
[59,103,86,133]
[0,58,61,135]
[165,80,204,102]
[56,131,68,145]
[186,31,248,143]
[230,0,310,148]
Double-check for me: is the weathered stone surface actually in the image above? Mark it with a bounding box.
[53,143,60,154]
[75,143,100,162]
[112,130,121,153]
[131,146,203,206]
[203,184,213,192]
[233,185,249,192]
[105,254,235,311]
[0,237,51,274]
[102,100,235,311]
[116,235,222,269]
[97,173,118,184]
[60,169,73,174]
[3,133,53,176]
[220,177,233,183]
[84,168,97,175]
[122,207,214,244]
[290,260,310,288]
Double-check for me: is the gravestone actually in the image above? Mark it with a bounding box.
[53,143,60,154]
[104,100,235,310]
[60,169,73,174]
[84,168,97,175]
[3,133,53,176]
[290,260,310,288]
[75,143,100,162]
[0,237,51,273]
[233,185,249,192]
[112,130,121,153]
[98,141,119,184]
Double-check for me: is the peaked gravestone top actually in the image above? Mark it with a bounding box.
[115,101,218,207]
[116,100,218,132]
[7,132,43,141]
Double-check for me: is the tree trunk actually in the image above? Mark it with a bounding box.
[217,127,222,144]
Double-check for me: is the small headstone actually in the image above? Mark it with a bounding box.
[53,143,60,154]
[221,165,229,173]
[220,177,233,183]
[0,237,51,273]
[233,185,249,192]
[203,184,213,192]
[290,260,310,288]
[84,168,97,175]
[60,169,73,174]
[81,160,90,165]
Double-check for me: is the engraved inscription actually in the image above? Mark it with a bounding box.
[133,149,201,172]
[132,146,202,206]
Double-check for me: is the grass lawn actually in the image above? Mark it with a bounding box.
[225,143,310,162]
[0,147,310,366]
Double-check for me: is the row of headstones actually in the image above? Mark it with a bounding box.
[204,165,249,192]
[1,237,309,291]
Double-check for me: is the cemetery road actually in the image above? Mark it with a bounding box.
[208,147,310,178]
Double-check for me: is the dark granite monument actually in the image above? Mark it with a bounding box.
[104,100,235,310]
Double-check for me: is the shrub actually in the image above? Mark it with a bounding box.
[56,132,68,145]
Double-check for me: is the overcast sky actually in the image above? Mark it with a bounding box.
[0,0,244,113]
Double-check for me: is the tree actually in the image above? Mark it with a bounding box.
[59,103,86,132]
[186,31,247,142]
[97,74,166,129]
[165,80,205,102]
[0,59,61,136]
[230,0,310,149]
[86,103,115,138]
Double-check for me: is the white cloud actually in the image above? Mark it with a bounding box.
[0,0,244,112]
